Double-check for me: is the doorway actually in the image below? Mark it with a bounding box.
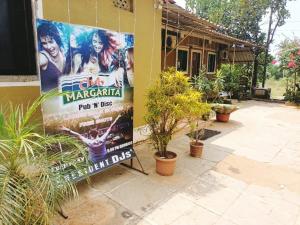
[191,50,202,78]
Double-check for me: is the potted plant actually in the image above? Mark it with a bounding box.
[0,94,88,225]
[188,104,211,158]
[211,103,239,122]
[145,68,203,176]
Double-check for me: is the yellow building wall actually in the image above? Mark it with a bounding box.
[0,0,161,128]
[42,0,162,127]
[0,86,43,121]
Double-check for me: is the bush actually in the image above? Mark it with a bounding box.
[145,68,209,157]
[193,67,224,102]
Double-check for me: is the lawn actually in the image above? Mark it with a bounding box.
[265,78,286,100]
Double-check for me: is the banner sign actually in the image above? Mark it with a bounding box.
[36,19,134,181]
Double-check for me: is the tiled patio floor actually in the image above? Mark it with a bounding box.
[54,101,300,225]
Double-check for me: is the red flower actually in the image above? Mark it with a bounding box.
[271,60,277,65]
[288,60,296,68]
[297,49,300,55]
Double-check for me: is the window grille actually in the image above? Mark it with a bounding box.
[113,0,133,12]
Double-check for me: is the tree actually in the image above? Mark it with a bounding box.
[186,0,268,89]
[186,0,239,26]
[278,37,300,103]
[262,0,291,87]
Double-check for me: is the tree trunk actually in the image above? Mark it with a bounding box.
[262,7,274,88]
[252,52,259,91]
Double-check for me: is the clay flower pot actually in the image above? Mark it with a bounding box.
[190,141,204,157]
[211,104,238,122]
[154,151,177,176]
[216,113,230,122]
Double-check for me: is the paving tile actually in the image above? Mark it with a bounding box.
[168,204,220,225]
[272,148,300,171]
[295,212,300,225]
[132,142,157,172]
[184,182,242,215]
[176,156,216,177]
[147,166,197,192]
[143,193,197,225]
[183,171,246,215]
[135,219,158,225]
[215,154,300,194]
[197,170,247,192]
[223,189,299,225]
[90,165,138,193]
[106,176,174,216]
[214,218,239,225]
[246,184,300,207]
[201,146,231,163]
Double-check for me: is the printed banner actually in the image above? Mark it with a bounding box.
[36,19,134,181]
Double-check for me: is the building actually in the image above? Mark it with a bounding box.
[161,3,256,78]
[0,0,255,130]
[0,0,161,129]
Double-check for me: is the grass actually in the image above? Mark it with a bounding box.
[265,78,286,100]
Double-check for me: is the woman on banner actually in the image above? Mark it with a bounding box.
[59,115,121,163]
[125,47,134,87]
[75,30,119,75]
[37,22,69,92]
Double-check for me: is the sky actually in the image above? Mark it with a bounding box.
[175,0,300,56]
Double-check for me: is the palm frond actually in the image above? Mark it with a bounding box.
[0,93,89,225]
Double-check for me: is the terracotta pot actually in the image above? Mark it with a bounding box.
[216,113,230,122]
[154,151,177,176]
[190,141,203,158]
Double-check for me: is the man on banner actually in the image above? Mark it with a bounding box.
[60,115,121,163]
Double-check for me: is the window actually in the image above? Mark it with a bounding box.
[113,0,133,12]
[207,52,217,73]
[177,49,189,73]
[0,0,36,75]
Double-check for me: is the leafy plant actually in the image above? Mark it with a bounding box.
[193,67,224,102]
[284,76,300,103]
[213,69,224,99]
[188,105,212,144]
[220,64,240,98]
[0,93,88,225]
[278,40,300,103]
[192,68,213,102]
[145,68,208,158]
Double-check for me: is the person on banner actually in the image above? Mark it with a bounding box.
[37,22,70,92]
[59,115,121,163]
[125,47,134,87]
[75,30,119,75]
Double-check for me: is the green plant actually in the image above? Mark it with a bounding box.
[220,64,240,98]
[284,75,300,103]
[145,68,207,158]
[213,69,224,99]
[193,68,224,102]
[192,67,211,101]
[188,104,211,144]
[0,94,88,225]
[211,103,239,114]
